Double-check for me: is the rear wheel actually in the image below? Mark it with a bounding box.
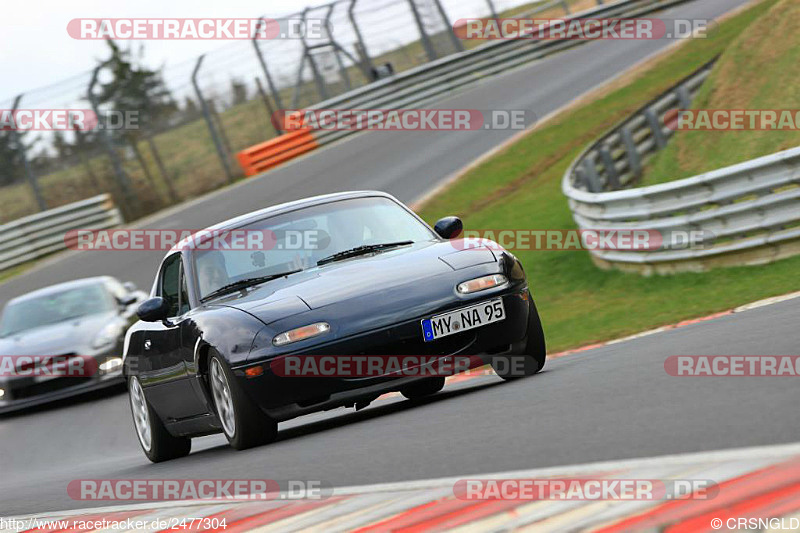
[401,377,446,400]
[209,353,278,450]
[129,376,191,463]
[491,298,546,380]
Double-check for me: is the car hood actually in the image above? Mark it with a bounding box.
[0,311,119,356]
[212,241,497,325]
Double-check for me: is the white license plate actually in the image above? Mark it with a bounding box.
[422,298,505,341]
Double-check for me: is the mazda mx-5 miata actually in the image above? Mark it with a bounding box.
[124,191,546,462]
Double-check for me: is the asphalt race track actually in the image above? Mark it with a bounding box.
[3,0,794,517]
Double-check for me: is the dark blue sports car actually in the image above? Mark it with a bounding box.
[124,191,545,462]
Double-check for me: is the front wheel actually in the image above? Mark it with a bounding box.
[128,376,191,463]
[209,353,278,450]
[491,298,546,381]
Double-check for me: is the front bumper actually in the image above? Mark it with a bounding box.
[236,289,530,421]
[0,356,124,415]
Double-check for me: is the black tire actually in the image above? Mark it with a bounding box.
[128,376,191,463]
[401,377,446,400]
[491,298,547,381]
[208,352,278,450]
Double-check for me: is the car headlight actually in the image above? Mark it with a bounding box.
[457,274,508,294]
[273,322,330,347]
[0,388,4,399]
[99,357,123,373]
[92,324,121,349]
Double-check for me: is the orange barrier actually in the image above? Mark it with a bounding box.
[237,129,318,177]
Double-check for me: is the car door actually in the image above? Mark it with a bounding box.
[140,253,206,421]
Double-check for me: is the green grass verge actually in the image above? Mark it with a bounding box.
[642,0,800,185]
[418,0,800,353]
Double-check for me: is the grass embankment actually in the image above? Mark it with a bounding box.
[418,0,800,353]
[642,0,800,185]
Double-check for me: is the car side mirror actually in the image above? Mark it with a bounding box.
[119,293,138,307]
[434,216,463,239]
[137,297,170,323]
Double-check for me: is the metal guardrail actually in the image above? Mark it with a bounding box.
[307,0,693,147]
[562,61,800,273]
[0,194,123,272]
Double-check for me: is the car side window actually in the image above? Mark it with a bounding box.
[179,266,190,316]
[159,254,182,317]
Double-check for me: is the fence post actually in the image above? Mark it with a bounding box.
[408,0,438,61]
[484,0,498,20]
[430,0,464,52]
[192,55,235,184]
[88,63,139,216]
[348,0,375,75]
[300,7,329,101]
[256,77,281,135]
[252,16,284,111]
[10,94,46,212]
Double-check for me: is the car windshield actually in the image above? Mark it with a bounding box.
[0,283,116,337]
[192,196,436,299]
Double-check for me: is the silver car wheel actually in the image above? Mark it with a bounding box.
[129,377,152,452]
[210,358,236,438]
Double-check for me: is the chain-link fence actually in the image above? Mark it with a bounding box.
[0,0,594,224]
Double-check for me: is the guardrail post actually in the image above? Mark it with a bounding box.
[88,62,139,216]
[10,94,46,212]
[252,16,284,111]
[620,126,642,179]
[644,107,667,150]
[192,55,235,184]
[599,146,620,190]
[408,0,438,61]
[348,0,375,75]
[676,86,692,109]
[581,154,601,192]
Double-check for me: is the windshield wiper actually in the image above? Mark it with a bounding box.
[316,241,413,267]
[201,269,302,302]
